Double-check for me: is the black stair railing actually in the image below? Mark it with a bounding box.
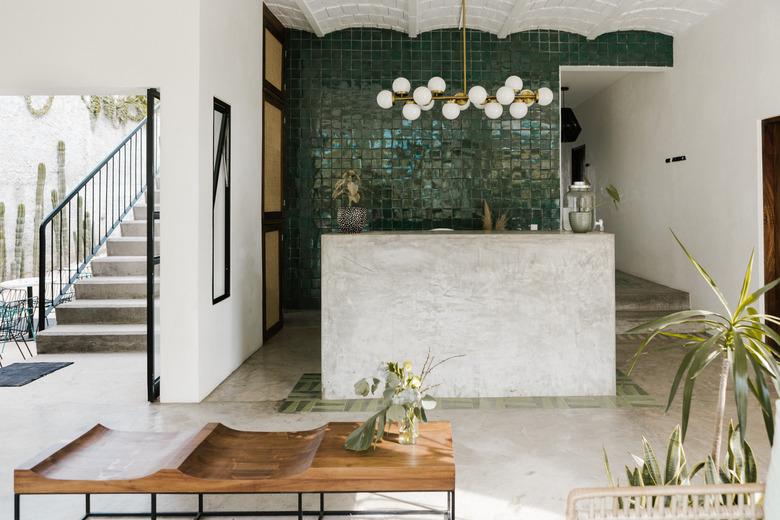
[38,118,149,331]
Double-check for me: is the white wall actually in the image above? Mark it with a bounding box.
[571,0,780,311]
[0,0,263,402]
[196,0,263,399]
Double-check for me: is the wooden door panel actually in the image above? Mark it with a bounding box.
[265,29,283,91]
[263,101,283,215]
[263,228,282,337]
[763,117,780,325]
[263,6,285,341]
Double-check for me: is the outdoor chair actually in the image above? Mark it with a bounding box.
[0,298,35,363]
[566,483,766,520]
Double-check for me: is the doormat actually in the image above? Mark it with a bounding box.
[278,370,659,413]
[0,362,73,387]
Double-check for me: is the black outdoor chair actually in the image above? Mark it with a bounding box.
[0,298,36,365]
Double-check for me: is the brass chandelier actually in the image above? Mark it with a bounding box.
[376,0,554,121]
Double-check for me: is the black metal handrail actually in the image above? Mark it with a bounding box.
[38,118,149,331]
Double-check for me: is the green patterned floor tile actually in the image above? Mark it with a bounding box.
[278,372,660,413]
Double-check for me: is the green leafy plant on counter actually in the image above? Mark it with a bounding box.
[629,231,780,468]
[332,170,361,207]
[344,351,462,452]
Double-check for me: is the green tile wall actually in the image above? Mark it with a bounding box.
[284,29,673,308]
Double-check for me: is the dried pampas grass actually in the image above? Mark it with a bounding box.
[481,200,509,231]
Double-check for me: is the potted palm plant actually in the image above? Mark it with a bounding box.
[629,231,780,468]
[332,170,366,233]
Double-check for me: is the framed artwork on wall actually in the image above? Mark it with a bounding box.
[213,97,231,304]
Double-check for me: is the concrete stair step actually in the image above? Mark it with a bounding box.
[133,204,160,220]
[91,256,158,277]
[616,291,690,312]
[107,236,159,256]
[121,220,159,237]
[75,276,159,299]
[616,310,705,334]
[615,271,690,312]
[144,189,161,205]
[36,324,146,353]
[56,299,147,325]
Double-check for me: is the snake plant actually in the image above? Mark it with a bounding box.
[629,231,780,467]
[604,422,757,498]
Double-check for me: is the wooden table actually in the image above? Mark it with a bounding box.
[14,421,456,519]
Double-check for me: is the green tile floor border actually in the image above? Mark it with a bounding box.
[278,370,659,413]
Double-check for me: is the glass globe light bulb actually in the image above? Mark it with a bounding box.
[496,86,516,106]
[484,101,503,119]
[402,102,421,121]
[413,86,433,107]
[376,90,394,109]
[459,99,470,111]
[442,101,460,120]
[537,87,554,106]
[468,85,487,106]
[428,76,446,94]
[505,75,524,91]
[421,100,434,111]
[392,77,411,95]
[509,101,528,119]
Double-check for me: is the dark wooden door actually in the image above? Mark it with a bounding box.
[763,116,780,320]
[262,6,285,340]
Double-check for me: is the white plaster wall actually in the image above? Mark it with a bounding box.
[0,96,134,279]
[196,0,263,400]
[0,0,263,402]
[569,0,780,311]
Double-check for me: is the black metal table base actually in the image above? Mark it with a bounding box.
[15,491,454,519]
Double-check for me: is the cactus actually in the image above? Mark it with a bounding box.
[56,141,66,201]
[11,204,26,278]
[50,190,59,270]
[0,202,6,281]
[32,163,46,275]
[72,196,90,258]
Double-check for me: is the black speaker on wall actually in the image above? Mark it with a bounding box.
[561,107,582,143]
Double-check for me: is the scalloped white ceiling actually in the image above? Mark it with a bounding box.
[264,0,728,39]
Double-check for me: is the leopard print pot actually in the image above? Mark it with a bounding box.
[337,207,367,233]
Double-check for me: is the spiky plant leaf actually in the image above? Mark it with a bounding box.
[641,437,661,486]
[670,230,731,315]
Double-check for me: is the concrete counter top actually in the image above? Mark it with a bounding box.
[321,231,615,399]
[325,230,613,237]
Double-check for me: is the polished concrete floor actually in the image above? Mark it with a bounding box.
[0,311,774,519]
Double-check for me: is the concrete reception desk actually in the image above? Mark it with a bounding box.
[321,231,615,399]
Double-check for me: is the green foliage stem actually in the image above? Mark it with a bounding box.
[32,163,46,275]
[12,204,26,278]
[0,202,6,281]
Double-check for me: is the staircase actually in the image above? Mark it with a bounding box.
[35,191,159,353]
[616,271,698,334]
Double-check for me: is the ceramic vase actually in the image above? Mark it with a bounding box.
[337,207,367,234]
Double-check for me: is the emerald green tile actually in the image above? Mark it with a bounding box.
[285,28,672,307]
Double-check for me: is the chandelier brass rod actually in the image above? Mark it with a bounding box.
[395,93,536,104]
[461,0,468,94]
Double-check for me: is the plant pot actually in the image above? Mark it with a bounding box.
[569,211,594,233]
[337,207,367,233]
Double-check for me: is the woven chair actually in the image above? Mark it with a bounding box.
[566,483,766,520]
